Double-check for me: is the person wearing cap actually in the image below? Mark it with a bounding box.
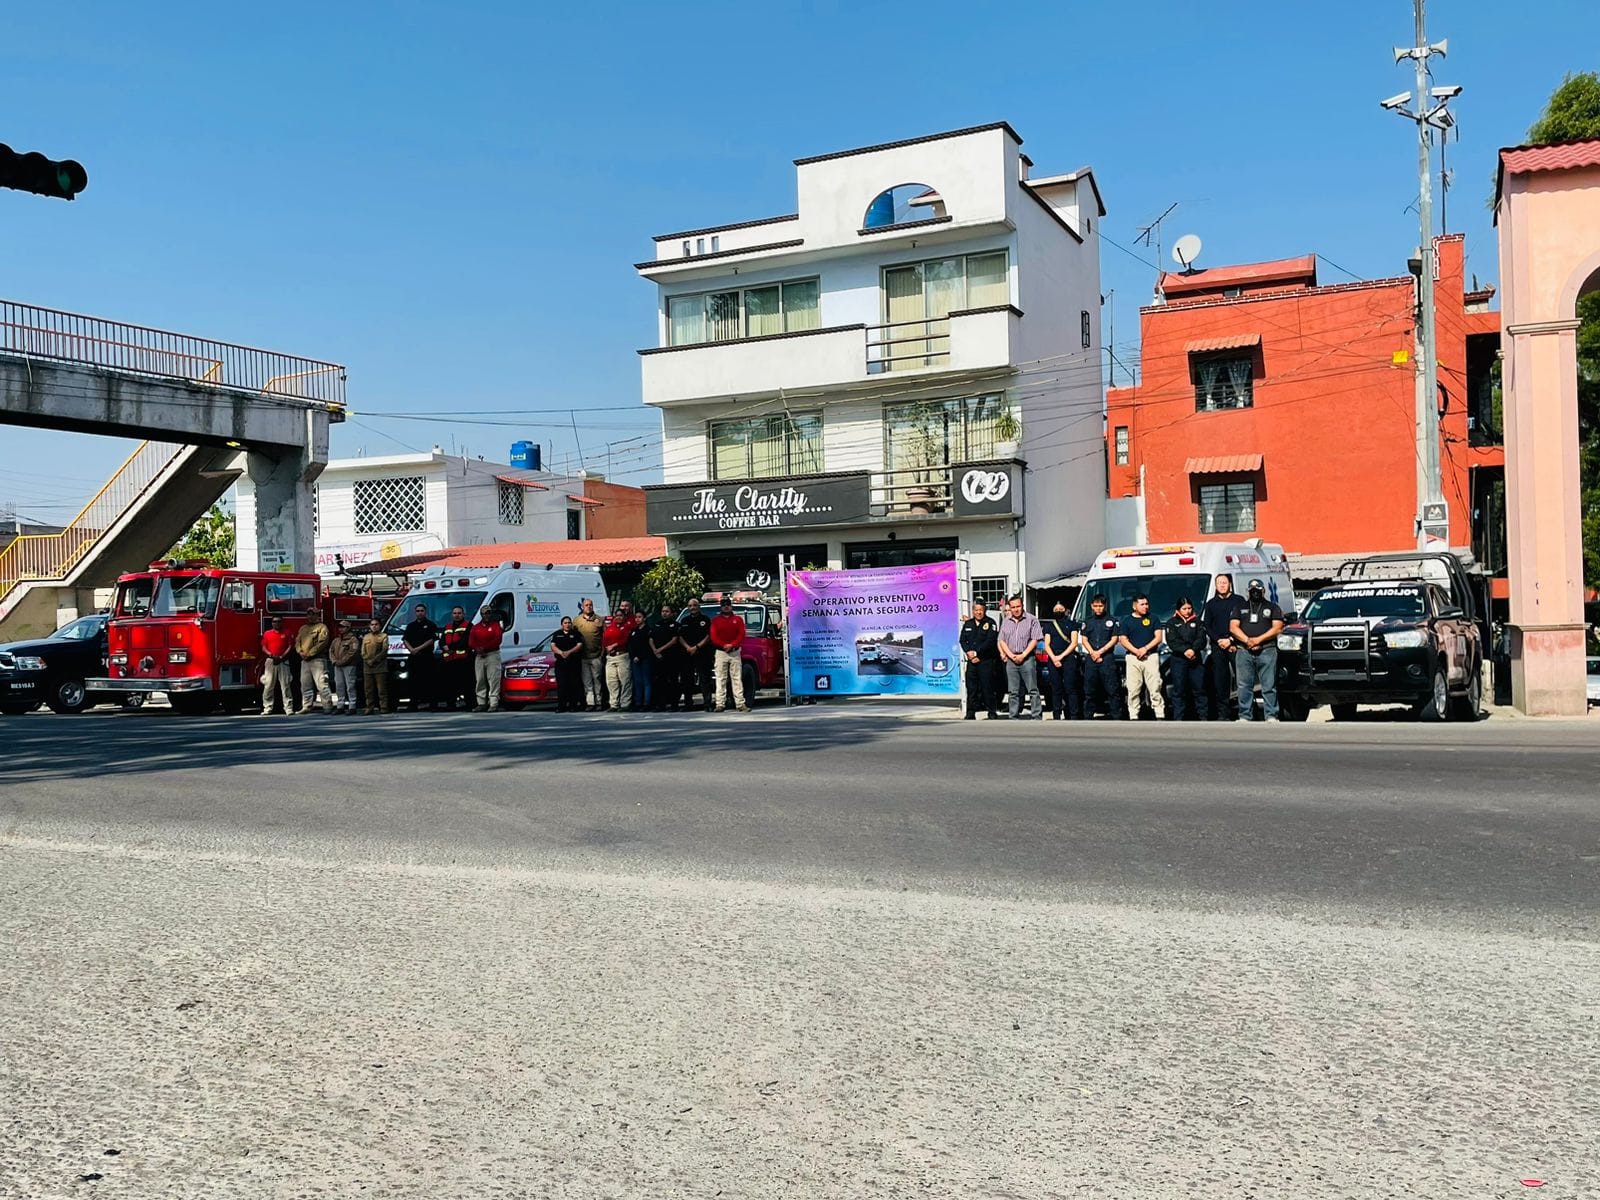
[469,603,505,712]
[1039,602,1082,720]
[1230,578,1285,722]
[709,597,751,713]
[1200,574,1244,721]
[401,602,440,712]
[328,618,362,714]
[259,616,294,716]
[1165,597,1209,721]
[1079,594,1125,719]
[958,601,1001,719]
[1119,593,1166,720]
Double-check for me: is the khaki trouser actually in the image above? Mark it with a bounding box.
[1125,653,1166,719]
[474,650,503,711]
[362,666,390,713]
[713,648,746,710]
[260,659,293,714]
[299,656,333,712]
[604,653,632,711]
[581,656,604,707]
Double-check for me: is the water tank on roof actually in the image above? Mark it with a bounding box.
[509,440,540,471]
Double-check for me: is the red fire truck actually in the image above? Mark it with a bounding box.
[89,561,394,715]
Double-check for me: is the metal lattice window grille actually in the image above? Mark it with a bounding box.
[497,482,525,525]
[971,576,1009,611]
[1198,482,1256,533]
[353,476,426,535]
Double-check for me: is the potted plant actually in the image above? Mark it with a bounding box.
[994,405,1021,459]
[904,419,946,514]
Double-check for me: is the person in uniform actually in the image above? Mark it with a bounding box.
[627,610,655,712]
[294,613,335,714]
[573,598,606,711]
[647,604,682,711]
[1165,597,1209,721]
[401,602,439,712]
[550,615,586,712]
[1201,574,1244,721]
[469,603,505,713]
[360,617,391,715]
[1229,578,1285,723]
[1080,594,1126,719]
[602,600,640,712]
[438,606,474,711]
[1119,593,1166,720]
[959,601,1001,719]
[677,597,714,713]
[1039,602,1082,720]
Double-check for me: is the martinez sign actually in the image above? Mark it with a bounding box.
[646,473,871,534]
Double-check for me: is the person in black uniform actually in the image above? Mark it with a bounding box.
[401,602,440,712]
[677,597,714,713]
[1080,594,1126,719]
[647,604,682,711]
[1165,596,1210,721]
[1200,574,1244,721]
[1039,603,1082,720]
[550,616,586,711]
[959,601,1001,719]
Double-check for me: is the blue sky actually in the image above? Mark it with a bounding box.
[2,0,1595,523]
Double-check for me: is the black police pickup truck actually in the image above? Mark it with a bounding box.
[1277,552,1485,722]
[0,613,145,716]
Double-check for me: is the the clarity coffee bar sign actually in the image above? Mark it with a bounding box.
[645,473,871,534]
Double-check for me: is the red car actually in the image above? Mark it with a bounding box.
[501,632,559,709]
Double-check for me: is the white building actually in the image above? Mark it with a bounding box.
[235,451,609,573]
[637,121,1107,608]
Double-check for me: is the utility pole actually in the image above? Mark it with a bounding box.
[1383,0,1459,550]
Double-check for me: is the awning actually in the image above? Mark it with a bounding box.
[566,494,604,507]
[1186,333,1262,354]
[1029,567,1091,590]
[494,474,550,490]
[1185,454,1263,475]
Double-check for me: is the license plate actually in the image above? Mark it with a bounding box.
[7,682,33,690]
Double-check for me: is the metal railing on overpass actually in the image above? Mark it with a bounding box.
[0,298,346,405]
[0,440,182,605]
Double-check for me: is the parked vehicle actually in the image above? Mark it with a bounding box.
[89,561,386,715]
[501,633,558,709]
[702,590,785,700]
[1276,552,1485,722]
[1586,655,1599,708]
[385,563,604,705]
[1072,540,1296,628]
[0,613,148,715]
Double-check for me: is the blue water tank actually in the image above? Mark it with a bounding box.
[510,440,540,470]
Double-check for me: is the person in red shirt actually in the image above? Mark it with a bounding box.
[259,616,294,716]
[709,598,750,713]
[468,603,505,712]
[601,601,641,712]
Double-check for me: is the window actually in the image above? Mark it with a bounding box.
[353,476,426,535]
[667,278,820,346]
[566,508,582,540]
[1193,353,1254,412]
[1114,426,1129,466]
[1198,482,1256,533]
[488,591,516,630]
[971,575,1009,611]
[152,574,220,618]
[1081,310,1091,349]
[710,413,823,480]
[497,481,525,526]
[222,579,257,612]
[264,581,319,615]
[311,485,320,536]
[884,394,1004,473]
[877,251,1008,370]
[863,183,948,229]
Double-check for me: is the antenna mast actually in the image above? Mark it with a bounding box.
[1135,202,1179,300]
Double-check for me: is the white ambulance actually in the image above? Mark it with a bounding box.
[1071,540,1296,627]
[384,562,605,699]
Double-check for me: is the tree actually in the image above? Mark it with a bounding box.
[168,504,236,567]
[1525,73,1600,589]
[631,556,705,618]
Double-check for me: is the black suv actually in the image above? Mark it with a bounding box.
[0,614,146,716]
[1277,553,1484,722]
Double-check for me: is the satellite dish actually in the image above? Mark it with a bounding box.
[1172,234,1203,272]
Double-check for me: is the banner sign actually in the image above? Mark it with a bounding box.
[645,472,871,535]
[785,561,961,697]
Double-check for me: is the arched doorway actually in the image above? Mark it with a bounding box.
[1494,139,1600,714]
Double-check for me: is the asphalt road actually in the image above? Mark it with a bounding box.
[2,707,1597,1197]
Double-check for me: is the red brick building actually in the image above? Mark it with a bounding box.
[1105,235,1504,582]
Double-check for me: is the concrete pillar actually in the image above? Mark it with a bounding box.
[246,410,327,574]
[1502,318,1588,715]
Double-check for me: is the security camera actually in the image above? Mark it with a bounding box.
[1430,85,1462,100]
[1381,92,1412,111]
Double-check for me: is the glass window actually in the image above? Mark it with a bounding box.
[668,279,821,346]
[264,581,318,614]
[52,617,102,641]
[885,394,1002,473]
[782,280,819,331]
[1071,574,1211,624]
[971,576,1009,610]
[116,577,154,617]
[709,413,823,481]
[223,579,257,612]
[668,295,704,345]
[1302,586,1426,622]
[875,251,1009,370]
[353,476,426,534]
[384,591,488,633]
[745,286,782,337]
[152,574,221,618]
[1193,353,1255,411]
[566,509,581,540]
[1198,482,1256,533]
[1114,426,1129,466]
[489,591,516,630]
[966,252,1008,308]
[497,481,525,526]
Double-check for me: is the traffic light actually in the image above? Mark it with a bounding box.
[0,143,88,200]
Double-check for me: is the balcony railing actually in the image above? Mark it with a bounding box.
[875,464,955,515]
[865,317,951,373]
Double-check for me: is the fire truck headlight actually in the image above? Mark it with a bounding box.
[168,649,190,664]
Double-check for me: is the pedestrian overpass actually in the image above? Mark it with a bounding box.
[0,298,344,640]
